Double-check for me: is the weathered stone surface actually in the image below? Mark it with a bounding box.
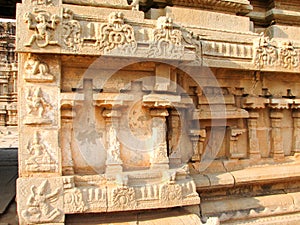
[15,0,300,224]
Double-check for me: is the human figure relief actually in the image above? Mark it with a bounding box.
[25,131,57,172]
[24,9,60,48]
[22,180,62,223]
[25,87,52,124]
[24,54,54,82]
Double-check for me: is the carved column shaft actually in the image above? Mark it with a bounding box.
[292,111,300,155]
[61,107,75,175]
[103,108,123,175]
[247,111,261,159]
[150,109,169,170]
[270,110,284,160]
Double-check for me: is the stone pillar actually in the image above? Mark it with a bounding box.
[150,109,169,170]
[292,110,300,156]
[190,129,206,162]
[168,110,182,165]
[61,106,75,175]
[103,109,123,175]
[270,110,285,160]
[247,111,261,159]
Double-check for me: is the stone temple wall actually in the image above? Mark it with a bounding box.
[15,0,300,224]
[0,21,17,127]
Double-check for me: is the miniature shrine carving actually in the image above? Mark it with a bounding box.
[279,41,299,69]
[24,54,54,82]
[24,9,60,48]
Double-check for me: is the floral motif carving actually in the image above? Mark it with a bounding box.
[148,16,184,59]
[63,8,82,51]
[25,87,52,124]
[21,180,62,223]
[95,12,136,54]
[112,187,136,209]
[24,9,60,48]
[254,34,277,68]
[24,54,54,82]
[25,131,57,172]
[279,41,299,69]
[160,184,182,202]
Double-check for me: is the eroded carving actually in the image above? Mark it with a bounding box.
[31,0,53,5]
[148,16,184,59]
[160,184,182,202]
[63,8,82,51]
[25,87,52,124]
[24,54,54,82]
[25,131,57,172]
[95,12,136,54]
[24,9,60,48]
[64,188,87,213]
[21,180,62,223]
[106,126,122,164]
[279,41,299,69]
[254,34,277,68]
[112,187,136,210]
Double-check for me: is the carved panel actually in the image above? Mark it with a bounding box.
[148,16,184,59]
[95,12,137,54]
[24,54,54,82]
[63,8,82,51]
[24,87,53,124]
[110,186,136,211]
[24,8,60,48]
[17,177,64,225]
[20,129,60,175]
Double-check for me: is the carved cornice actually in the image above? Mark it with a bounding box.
[171,0,253,15]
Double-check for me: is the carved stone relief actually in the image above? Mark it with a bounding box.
[279,41,299,69]
[24,9,60,48]
[24,54,54,82]
[111,186,136,210]
[18,178,63,224]
[25,131,58,172]
[63,8,82,51]
[148,16,184,59]
[95,12,137,54]
[24,87,52,124]
[254,34,299,69]
[254,35,277,68]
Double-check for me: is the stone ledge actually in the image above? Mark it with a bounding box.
[192,160,300,189]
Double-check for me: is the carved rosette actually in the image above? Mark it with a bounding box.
[96,12,137,54]
[148,16,184,59]
[279,41,299,69]
[160,184,182,202]
[63,8,82,51]
[112,187,136,210]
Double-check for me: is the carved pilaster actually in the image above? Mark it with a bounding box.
[190,129,206,162]
[270,110,285,160]
[292,110,300,156]
[150,109,169,170]
[168,110,182,165]
[247,111,261,159]
[61,105,75,175]
[103,109,123,175]
[229,127,246,159]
